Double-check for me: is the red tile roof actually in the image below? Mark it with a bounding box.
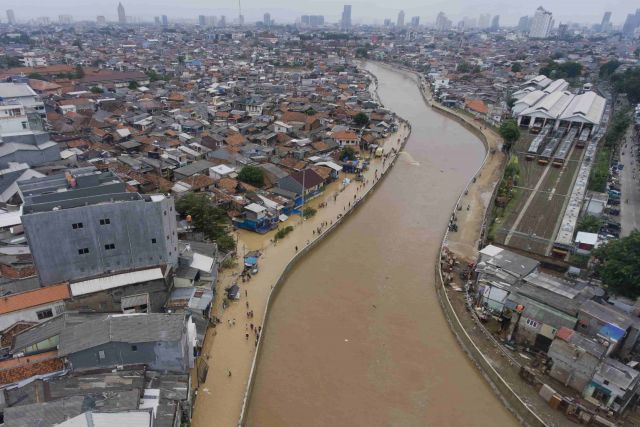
[0,283,70,315]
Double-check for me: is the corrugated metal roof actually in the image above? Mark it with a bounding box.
[57,410,153,427]
[70,268,163,297]
[58,313,185,356]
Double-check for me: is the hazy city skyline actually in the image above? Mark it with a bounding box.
[5,1,638,27]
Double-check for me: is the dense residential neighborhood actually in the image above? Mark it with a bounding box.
[0,3,639,427]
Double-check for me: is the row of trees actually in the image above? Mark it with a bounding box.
[539,61,583,79]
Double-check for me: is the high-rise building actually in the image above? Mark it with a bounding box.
[478,14,491,29]
[36,16,50,25]
[117,2,126,24]
[517,16,530,32]
[341,5,352,29]
[59,15,73,24]
[310,15,324,26]
[622,9,640,35]
[435,12,452,32]
[600,11,612,32]
[263,12,271,26]
[161,15,168,26]
[154,16,160,25]
[397,10,405,27]
[491,15,500,30]
[410,16,420,27]
[383,18,391,27]
[219,15,226,27]
[557,23,568,38]
[19,167,179,286]
[96,15,106,26]
[198,15,206,26]
[6,9,15,25]
[529,6,553,39]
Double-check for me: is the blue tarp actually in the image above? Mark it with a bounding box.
[599,323,626,342]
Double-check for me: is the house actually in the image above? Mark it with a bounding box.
[0,283,70,331]
[276,169,324,201]
[583,357,640,413]
[58,313,196,373]
[273,120,293,134]
[465,99,489,117]
[547,327,606,392]
[332,129,360,147]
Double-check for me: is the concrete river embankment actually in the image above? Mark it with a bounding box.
[244,63,517,426]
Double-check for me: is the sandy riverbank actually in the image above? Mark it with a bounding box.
[191,113,411,426]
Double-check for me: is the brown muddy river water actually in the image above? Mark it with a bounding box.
[245,63,517,426]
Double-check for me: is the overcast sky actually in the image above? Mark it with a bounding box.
[6,1,638,27]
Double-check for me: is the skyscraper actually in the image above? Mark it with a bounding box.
[117,2,126,24]
[59,15,73,24]
[161,15,168,26]
[491,15,500,30]
[263,12,271,26]
[410,16,420,27]
[435,12,452,32]
[198,15,206,26]
[6,9,15,25]
[478,14,491,29]
[600,11,612,32]
[517,16,530,32]
[529,6,553,39]
[397,10,405,27]
[97,15,107,26]
[622,9,640,35]
[341,5,351,29]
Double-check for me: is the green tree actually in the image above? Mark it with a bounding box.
[593,231,640,298]
[90,86,104,93]
[498,120,520,151]
[355,47,368,58]
[612,67,640,104]
[457,62,472,73]
[353,112,370,127]
[128,80,139,90]
[28,72,43,80]
[175,193,235,251]
[599,60,621,79]
[577,215,602,233]
[305,107,317,116]
[511,63,522,73]
[339,146,356,161]
[238,165,264,187]
[302,207,317,218]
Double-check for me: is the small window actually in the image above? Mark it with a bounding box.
[21,121,28,129]
[98,350,105,360]
[151,238,157,244]
[526,318,539,328]
[99,218,111,225]
[131,345,138,352]
[36,308,53,320]
[164,210,167,216]
[72,222,83,229]
[104,243,115,250]
[78,248,89,255]
[604,380,610,385]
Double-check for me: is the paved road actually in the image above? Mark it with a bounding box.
[620,127,640,237]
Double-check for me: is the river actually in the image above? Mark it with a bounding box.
[244,63,517,426]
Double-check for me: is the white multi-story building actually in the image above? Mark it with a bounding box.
[529,6,553,39]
